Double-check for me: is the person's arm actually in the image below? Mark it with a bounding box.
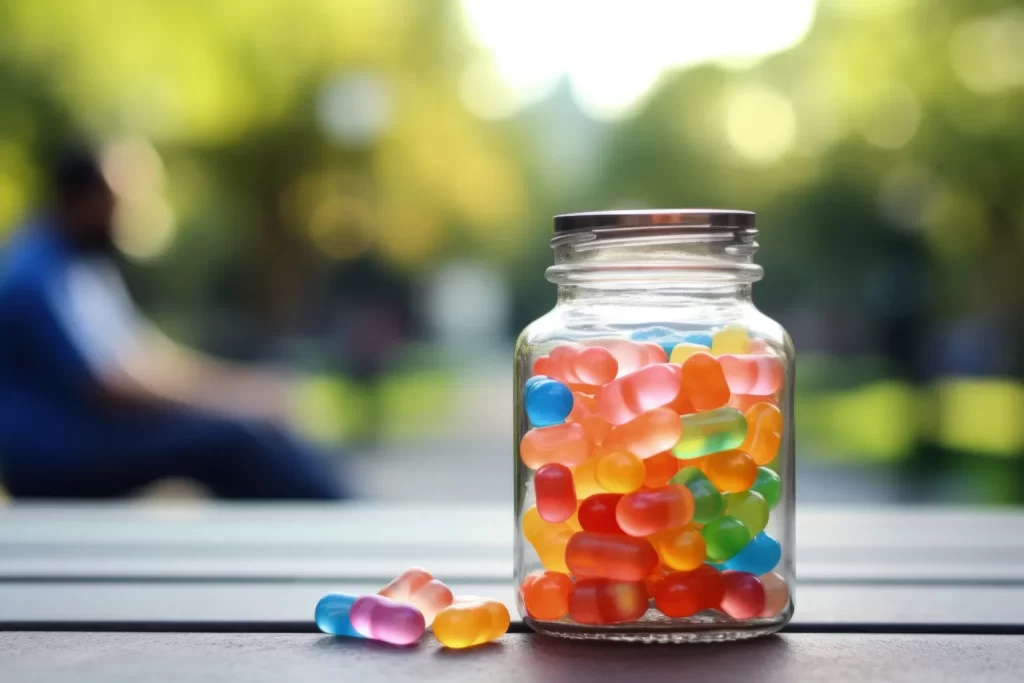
[53,257,294,422]
[106,324,295,422]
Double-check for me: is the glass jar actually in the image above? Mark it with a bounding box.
[514,209,794,643]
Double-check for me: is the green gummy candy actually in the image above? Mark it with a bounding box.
[752,467,781,509]
[723,490,769,537]
[672,407,747,460]
[671,466,723,524]
[702,515,751,563]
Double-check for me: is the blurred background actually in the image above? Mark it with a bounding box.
[0,0,1021,504]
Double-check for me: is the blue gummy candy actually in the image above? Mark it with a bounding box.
[683,333,713,348]
[525,378,574,427]
[315,592,365,637]
[722,532,781,575]
[524,375,547,394]
[631,327,682,356]
[630,326,676,342]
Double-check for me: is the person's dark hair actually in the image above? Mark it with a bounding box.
[48,146,109,201]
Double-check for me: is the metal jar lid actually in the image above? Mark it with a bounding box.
[553,209,755,234]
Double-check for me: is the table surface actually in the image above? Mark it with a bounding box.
[1,503,1023,682]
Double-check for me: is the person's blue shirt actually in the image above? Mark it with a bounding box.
[0,216,344,499]
[0,216,144,461]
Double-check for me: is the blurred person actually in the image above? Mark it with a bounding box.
[0,147,346,499]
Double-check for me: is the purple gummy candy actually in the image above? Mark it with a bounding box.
[349,594,425,645]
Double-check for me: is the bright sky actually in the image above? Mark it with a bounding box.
[458,0,818,120]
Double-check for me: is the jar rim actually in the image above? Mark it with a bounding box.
[553,209,755,235]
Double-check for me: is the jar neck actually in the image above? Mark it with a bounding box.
[546,228,762,307]
[556,283,753,306]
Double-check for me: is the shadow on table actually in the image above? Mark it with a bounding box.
[312,635,426,656]
[517,634,792,678]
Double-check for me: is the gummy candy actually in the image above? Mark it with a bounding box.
[525,377,574,427]
[671,466,724,524]
[521,570,573,620]
[615,484,695,537]
[314,592,364,638]
[702,515,751,563]
[520,422,592,469]
[672,407,747,460]
[378,568,453,626]
[434,598,510,649]
[565,531,659,581]
[597,364,683,426]
[349,594,425,645]
[719,571,765,620]
[723,532,781,576]
[594,450,646,493]
[568,579,649,625]
[535,463,577,523]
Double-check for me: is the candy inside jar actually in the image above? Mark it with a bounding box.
[514,210,794,644]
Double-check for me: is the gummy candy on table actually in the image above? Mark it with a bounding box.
[577,493,626,534]
[669,342,707,365]
[615,484,695,537]
[719,571,766,620]
[740,402,783,466]
[752,467,782,508]
[670,466,724,524]
[644,564,673,598]
[671,407,748,460]
[723,532,782,576]
[711,325,751,355]
[348,594,426,645]
[568,579,649,625]
[759,571,790,618]
[722,490,769,536]
[594,450,646,493]
[315,592,365,637]
[520,422,592,469]
[597,363,683,425]
[378,568,454,626]
[535,463,577,522]
[649,526,706,571]
[702,515,752,563]
[602,407,683,459]
[433,598,510,649]
[567,392,613,446]
[525,378,575,427]
[565,531,659,581]
[520,570,574,621]
[571,456,607,498]
[718,354,784,396]
[704,449,758,493]
[522,506,574,573]
[643,451,681,488]
[681,352,731,411]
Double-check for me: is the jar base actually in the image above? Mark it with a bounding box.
[524,608,790,644]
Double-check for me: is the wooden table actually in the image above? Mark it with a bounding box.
[1,504,1022,681]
